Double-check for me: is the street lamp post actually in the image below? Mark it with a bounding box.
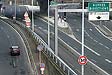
[32,0,34,31]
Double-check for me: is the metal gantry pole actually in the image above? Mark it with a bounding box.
[54,6,58,56]
[48,0,50,47]
[32,0,34,31]
[82,0,85,75]
[15,0,16,19]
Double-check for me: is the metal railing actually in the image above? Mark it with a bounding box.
[1,16,110,75]
[15,19,110,75]
[14,20,78,75]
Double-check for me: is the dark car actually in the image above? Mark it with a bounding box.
[10,46,20,56]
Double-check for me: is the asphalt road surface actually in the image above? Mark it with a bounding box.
[66,13,112,74]
[0,19,31,75]
[33,17,108,75]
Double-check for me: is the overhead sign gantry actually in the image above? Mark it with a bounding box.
[88,2,110,20]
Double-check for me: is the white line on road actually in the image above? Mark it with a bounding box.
[104,46,110,50]
[91,59,97,63]
[111,49,112,52]
[74,47,78,50]
[89,28,93,31]
[93,39,98,43]
[99,43,103,46]
[1,19,35,74]
[38,27,42,29]
[88,21,111,49]
[7,35,10,38]
[103,25,112,33]
[43,30,48,33]
[1,27,3,30]
[68,34,101,56]
[85,30,99,43]
[105,59,112,63]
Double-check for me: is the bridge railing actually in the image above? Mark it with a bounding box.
[14,20,77,75]
[1,16,110,75]
[15,19,110,75]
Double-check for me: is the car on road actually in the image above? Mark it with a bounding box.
[10,46,20,56]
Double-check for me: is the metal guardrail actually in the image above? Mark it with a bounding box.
[7,19,110,75]
[1,16,110,75]
[13,20,78,75]
[27,23,110,75]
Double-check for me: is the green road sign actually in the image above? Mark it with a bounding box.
[88,2,110,12]
[50,1,57,5]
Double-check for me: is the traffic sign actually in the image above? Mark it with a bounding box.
[78,56,88,65]
[40,63,45,68]
[88,2,110,12]
[24,12,29,19]
[25,17,31,27]
[40,63,45,74]
[50,1,57,5]
[88,12,109,20]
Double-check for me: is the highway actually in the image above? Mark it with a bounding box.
[66,13,112,74]
[33,17,107,75]
[3,4,112,74]
[0,19,31,75]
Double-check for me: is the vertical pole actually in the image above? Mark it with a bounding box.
[15,0,16,19]
[22,0,24,5]
[55,6,58,56]
[32,0,34,31]
[48,0,50,47]
[39,51,41,64]
[82,0,85,75]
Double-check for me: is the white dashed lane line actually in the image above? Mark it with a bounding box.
[105,59,112,64]
[1,27,3,30]
[111,49,112,52]
[99,43,103,46]
[86,30,110,50]
[91,59,97,63]
[7,35,10,38]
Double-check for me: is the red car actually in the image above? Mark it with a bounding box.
[10,46,20,56]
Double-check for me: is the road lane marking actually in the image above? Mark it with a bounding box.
[86,22,111,49]
[7,35,10,38]
[1,20,35,74]
[99,43,103,46]
[88,48,101,56]
[93,39,98,42]
[75,69,81,74]
[111,49,112,52]
[85,31,99,43]
[38,27,42,29]
[68,33,101,56]
[69,63,75,68]
[1,27,3,30]
[85,31,90,36]
[103,25,112,33]
[74,47,78,50]
[43,30,48,33]
[105,59,112,63]
[76,29,79,32]
[99,43,110,49]
[86,31,110,51]
[89,28,93,31]
[104,46,110,50]
[91,59,97,63]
